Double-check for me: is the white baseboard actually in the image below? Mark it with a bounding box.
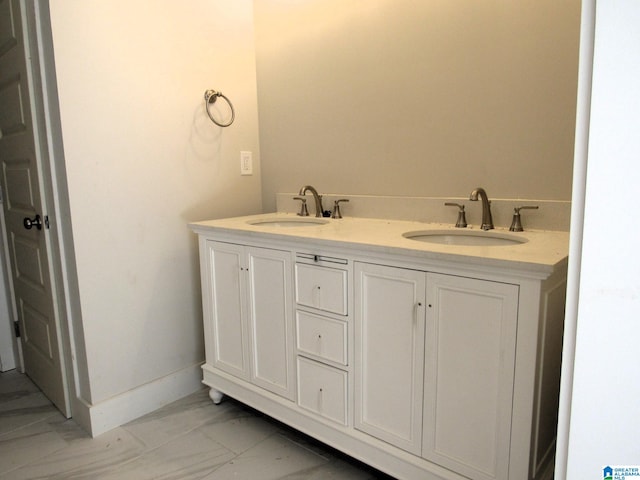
[77,362,203,437]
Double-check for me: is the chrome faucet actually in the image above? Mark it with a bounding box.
[298,185,324,217]
[469,187,494,230]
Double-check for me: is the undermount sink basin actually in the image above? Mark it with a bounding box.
[403,230,527,246]
[247,217,329,227]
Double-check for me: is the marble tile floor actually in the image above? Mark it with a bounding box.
[0,370,394,479]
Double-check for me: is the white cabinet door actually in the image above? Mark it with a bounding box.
[423,273,518,480]
[247,247,295,400]
[354,262,426,455]
[203,241,294,399]
[204,241,249,380]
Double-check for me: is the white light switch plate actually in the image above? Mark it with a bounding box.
[240,151,253,175]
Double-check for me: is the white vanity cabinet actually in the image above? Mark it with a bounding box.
[191,217,567,480]
[200,240,295,401]
[354,263,519,480]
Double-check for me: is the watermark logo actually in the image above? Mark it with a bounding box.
[604,466,640,480]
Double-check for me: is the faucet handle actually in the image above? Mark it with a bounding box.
[293,196,309,217]
[444,202,468,228]
[331,199,349,219]
[509,205,539,232]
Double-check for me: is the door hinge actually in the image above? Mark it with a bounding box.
[14,322,20,338]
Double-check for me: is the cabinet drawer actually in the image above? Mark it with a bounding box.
[295,264,348,315]
[296,311,348,365]
[297,357,348,425]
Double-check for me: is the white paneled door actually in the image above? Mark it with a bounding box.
[354,262,426,456]
[423,273,518,480]
[0,0,69,415]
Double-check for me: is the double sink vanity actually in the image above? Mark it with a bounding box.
[189,203,568,480]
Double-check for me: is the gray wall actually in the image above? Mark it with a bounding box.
[255,1,581,212]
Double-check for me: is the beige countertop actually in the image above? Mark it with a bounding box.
[190,213,569,275]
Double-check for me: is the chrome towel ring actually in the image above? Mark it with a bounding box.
[204,89,235,127]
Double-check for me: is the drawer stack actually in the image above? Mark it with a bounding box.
[294,253,350,425]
